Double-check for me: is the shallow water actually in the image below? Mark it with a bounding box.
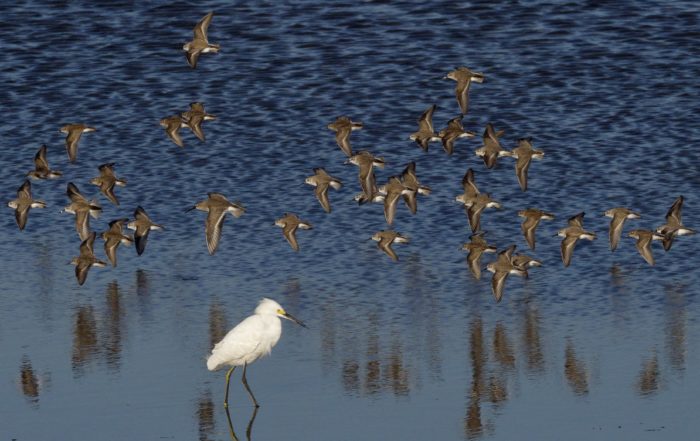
[1,1,699,440]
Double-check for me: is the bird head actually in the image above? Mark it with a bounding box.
[256,298,306,327]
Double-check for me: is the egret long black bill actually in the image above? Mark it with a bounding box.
[283,312,306,328]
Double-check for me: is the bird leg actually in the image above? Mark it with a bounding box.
[223,366,236,409]
[241,362,260,408]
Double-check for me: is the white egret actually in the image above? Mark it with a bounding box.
[207,298,305,408]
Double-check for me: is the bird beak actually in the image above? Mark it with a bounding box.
[184,206,196,213]
[283,312,306,328]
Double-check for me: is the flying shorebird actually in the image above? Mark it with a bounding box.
[186,193,246,255]
[486,245,527,303]
[90,163,127,206]
[346,150,385,204]
[475,123,510,169]
[409,104,441,151]
[27,145,62,179]
[455,169,500,232]
[371,230,409,261]
[71,232,107,286]
[557,212,596,267]
[461,231,497,280]
[181,102,216,142]
[378,176,411,225]
[455,168,480,207]
[60,124,95,163]
[7,180,46,230]
[511,253,543,271]
[327,116,363,157]
[628,229,665,265]
[467,194,501,233]
[510,137,544,191]
[160,115,185,147]
[207,298,305,408]
[305,168,342,213]
[438,116,476,155]
[604,207,641,251]
[518,209,555,250]
[444,66,485,115]
[62,182,102,241]
[399,161,431,214]
[101,218,134,267]
[183,12,220,68]
[655,196,696,251]
[127,206,163,256]
[275,213,312,251]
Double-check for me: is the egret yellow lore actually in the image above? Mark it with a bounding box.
[207,298,305,408]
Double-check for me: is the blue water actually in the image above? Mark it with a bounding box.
[1,1,699,440]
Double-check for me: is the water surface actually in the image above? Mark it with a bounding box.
[1,1,699,440]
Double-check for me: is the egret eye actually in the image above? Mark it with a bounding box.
[277,309,285,315]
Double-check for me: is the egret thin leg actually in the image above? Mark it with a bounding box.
[223,366,236,408]
[241,362,259,407]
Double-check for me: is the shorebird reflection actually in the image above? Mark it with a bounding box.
[209,302,229,351]
[20,356,40,406]
[196,390,216,441]
[102,281,124,370]
[564,341,589,396]
[664,283,687,373]
[72,305,99,377]
[637,352,660,396]
[465,317,487,439]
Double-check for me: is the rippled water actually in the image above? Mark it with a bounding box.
[1,1,699,440]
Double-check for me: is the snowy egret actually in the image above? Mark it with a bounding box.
[207,298,305,408]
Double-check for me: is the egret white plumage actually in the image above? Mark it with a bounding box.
[207,298,305,408]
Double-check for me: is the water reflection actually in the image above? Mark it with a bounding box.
[364,312,381,395]
[465,317,487,439]
[492,323,515,370]
[35,241,55,328]
[637,352,660,396]
[664,283,687,373]
[135,269,154,325]
[404,254,442,382]
[341,359,360,393]
[383,336,409,396]
[564,341,589,396]
[320,298,336,375]
[136,269,150,296]
[196,390,216,441]
[102,281,124,371]
[72,305,99,377]
[209,301,229,351]
[522,304,544,374]
[224,406,259,441]
[20,356,40,406]
[322,306,414,397]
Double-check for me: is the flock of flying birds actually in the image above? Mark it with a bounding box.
[6,12,697,301]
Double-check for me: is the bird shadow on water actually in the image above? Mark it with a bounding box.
[224,406,259,441]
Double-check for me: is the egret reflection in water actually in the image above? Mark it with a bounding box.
[225,406,259,441]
